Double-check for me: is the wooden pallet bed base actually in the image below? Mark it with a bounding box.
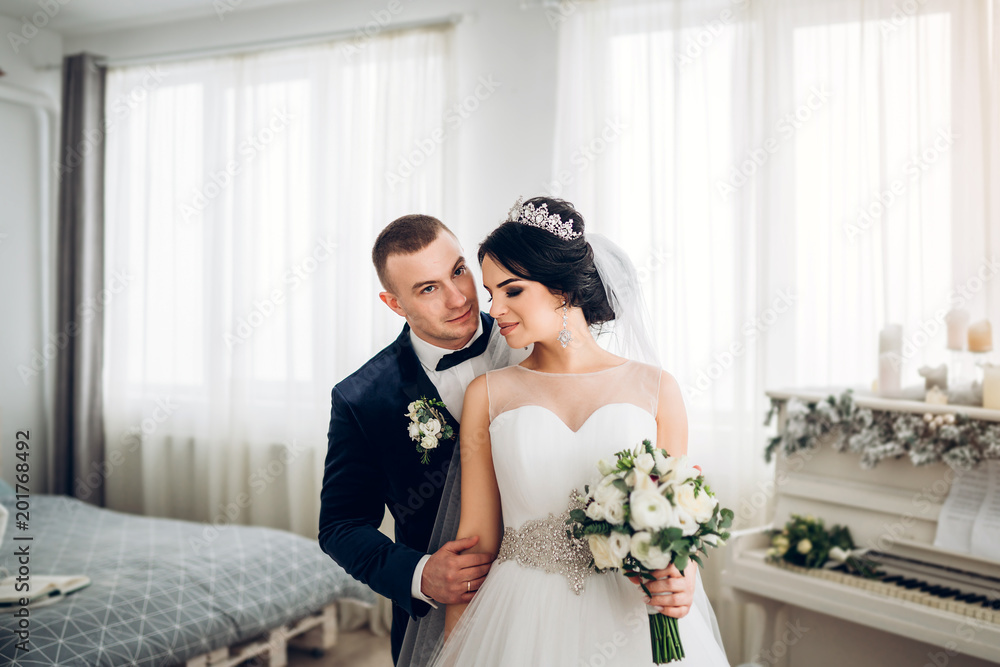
[185,603,339,667]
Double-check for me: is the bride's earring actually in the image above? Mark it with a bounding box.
[557,302,573,348]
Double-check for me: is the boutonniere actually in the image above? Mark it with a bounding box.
[406,397,456,464]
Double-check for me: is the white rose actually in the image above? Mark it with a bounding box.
[651,448,671,475]
[597,458,617,476]
[629,490,674,531]
[630,531,672,570]
[674,483,718,524]
[634,452,655,475]
[406,402,419,418]
[421,434,439,450]
[408,422,421,439]
[828,546,848,562]
[702,534,720,547]
[608,532,631,563]
[587,534,619,570]
[797,539,812,555]
[659,455,701,485]
[421,419,442,437]
[585,501,606,522]
[672,506,700,536]
[629,470,659,493]
[603,497,626,525]
[773,535,790,556]
[595,478,626,506]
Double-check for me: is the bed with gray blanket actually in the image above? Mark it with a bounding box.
[0,487,373,666]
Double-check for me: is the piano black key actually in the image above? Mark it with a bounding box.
[882,575,902,584]
[961,595,987,605]
[990,599,1000,610]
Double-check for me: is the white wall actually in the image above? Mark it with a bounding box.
[0,15,62,491]
[63,0,562,244]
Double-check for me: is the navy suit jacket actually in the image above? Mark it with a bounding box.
[319,312,494,663]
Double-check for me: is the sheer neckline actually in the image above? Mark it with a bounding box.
[513,359,633,376]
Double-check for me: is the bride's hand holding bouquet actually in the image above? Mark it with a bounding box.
[568,440,733,664]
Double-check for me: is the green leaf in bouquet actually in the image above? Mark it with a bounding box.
[719,510,734,530]
[674,554,689,572]
[568,508,588,524]
[652,531,672,550]
[664,527,683,543]
[690,553,704,568]
[612,478,630,495]
[670,540,689,555]
[583,522,612,536]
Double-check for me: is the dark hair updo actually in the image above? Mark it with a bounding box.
[478,197,615,326]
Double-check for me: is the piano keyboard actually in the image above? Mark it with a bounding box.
[768,552,1000,625]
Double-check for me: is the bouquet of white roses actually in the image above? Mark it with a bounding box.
[567,439,733,664]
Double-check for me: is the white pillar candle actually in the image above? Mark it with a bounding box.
[918,363,948,390]
[879,324,904,355]
[969,320,993,353]
[983,365,1000,409]
[878,352,902,398]
[946,309,970,350]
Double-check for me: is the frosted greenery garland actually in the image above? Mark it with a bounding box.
[764,389,1000,471]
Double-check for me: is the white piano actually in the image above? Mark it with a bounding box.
[723,388,1000,667]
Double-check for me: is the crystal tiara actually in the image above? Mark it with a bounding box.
[505,196,583,241]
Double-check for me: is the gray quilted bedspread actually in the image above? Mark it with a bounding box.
[0,494,374,666]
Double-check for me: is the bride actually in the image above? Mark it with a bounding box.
[427,197,730,666]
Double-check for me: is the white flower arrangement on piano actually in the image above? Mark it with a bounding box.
[765,389,1000,471]
[767,514,878,578]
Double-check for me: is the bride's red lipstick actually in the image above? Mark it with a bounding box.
[499,322,519,336]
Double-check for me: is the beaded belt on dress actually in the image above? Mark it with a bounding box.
[494,508,594,595]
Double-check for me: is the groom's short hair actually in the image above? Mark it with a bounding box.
[373,214,455,291]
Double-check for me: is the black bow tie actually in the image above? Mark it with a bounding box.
[435,330,490,371]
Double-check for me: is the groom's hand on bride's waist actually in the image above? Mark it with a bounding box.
[421,535,495,605]
[628,563,696,619]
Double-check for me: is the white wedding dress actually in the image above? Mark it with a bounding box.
[428,360,731,666]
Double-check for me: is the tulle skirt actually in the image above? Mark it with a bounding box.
[428,560,731,666]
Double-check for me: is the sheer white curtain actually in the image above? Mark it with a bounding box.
[103,28,451,542]
[553,0,998,655]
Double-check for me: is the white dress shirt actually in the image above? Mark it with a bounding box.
[408,315,530,607]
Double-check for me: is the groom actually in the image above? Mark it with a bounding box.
[319,214,696,664]
[319,214,524,664]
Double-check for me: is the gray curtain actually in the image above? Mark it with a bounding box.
[52,53,107,504]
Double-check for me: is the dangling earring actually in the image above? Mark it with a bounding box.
[557,302,573,348]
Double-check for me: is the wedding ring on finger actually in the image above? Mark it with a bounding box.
[467,581,471,593]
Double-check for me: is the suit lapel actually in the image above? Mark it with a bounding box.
[395,312,496,432]
[394,323,459,431]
